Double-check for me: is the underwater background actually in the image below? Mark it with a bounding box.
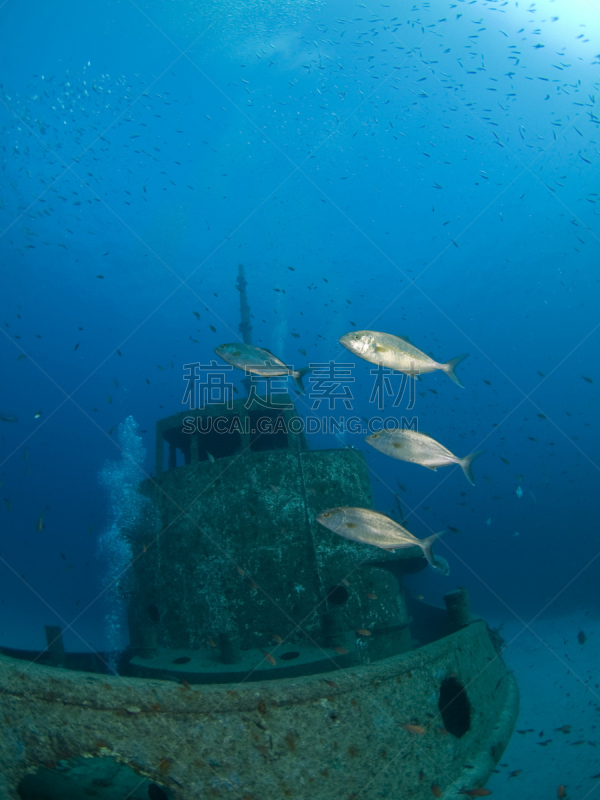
[1,0,599,797]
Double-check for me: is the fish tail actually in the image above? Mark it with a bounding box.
[459,450,485,486]
[420,530,446,569]
[443,353,469,388]
[292,367,311,394]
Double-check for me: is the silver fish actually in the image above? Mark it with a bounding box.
[0,413,18,423]
[214,343,310,394]
[316,506,447,572]
[339,330,468,387]
[366,428,484,486]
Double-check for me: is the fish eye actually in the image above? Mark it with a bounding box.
[322,512,331,518]
[353,335,360,340]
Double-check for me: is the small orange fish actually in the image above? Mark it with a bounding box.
[461,789,491,797]
[341,578,350,587]
[248,580,258,590]
[261,651,276,666]
[272,634,283,644]
[332,646,349,655]
[208,638,216,648]
[557,786,566,800]
[323,678,338,689]
[356,629,371,636]
[431,785,442,798]
[142,543,147,553]
[179,679,191,690]
[508,770,522,778]
[236,565,245,576]
[366,592,377,600]
[402,724,426,735]
[555,725,571,733]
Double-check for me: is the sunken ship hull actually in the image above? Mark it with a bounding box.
[0,394,518,800]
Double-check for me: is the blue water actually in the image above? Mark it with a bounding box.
[0,0,599,791]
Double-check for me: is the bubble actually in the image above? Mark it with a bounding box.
[98,416,157,672]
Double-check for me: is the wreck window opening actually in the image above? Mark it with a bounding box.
[161,417,243,471]
[438,676,471,738]
[198,423,242,460]
[17,758,167,800]
[249,409,288,452]
[162,432,187,471]
[327,585,350,605]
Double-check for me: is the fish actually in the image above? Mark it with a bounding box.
[339,330,469,387]
[365,428,484,486]
[214,342,310,394]
[431,555,450,575]
[516,485,523,498]
[401,724,426,734]
[262,651,276,666]
[317,507,448,573]
[460,790,492,797]
[0,413,18,423]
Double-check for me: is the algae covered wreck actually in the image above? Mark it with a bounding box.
[0,386,518,800]
[0,267,518,799]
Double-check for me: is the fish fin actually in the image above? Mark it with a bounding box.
[459,450,485,486]
[397,335,411,343]
[420,530,446,569]
[424,466,438,471]
[292,366,311,394]
[443,353,469,388]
